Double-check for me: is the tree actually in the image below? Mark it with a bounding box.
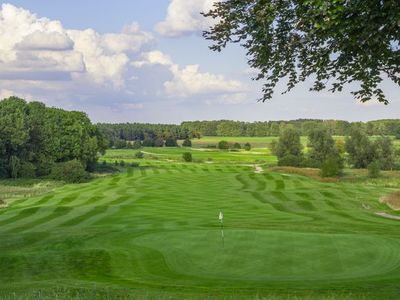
[307,127,341,168]
[154,138,164,147]
[165,137,178,147]
[373,137,395,170]
[218,140,230,150]
[368,161,381,178]
[320,155,343,178]
[182,152,192,162]
[203,1,399,104]
[244,143,251,151]
[345,128,375,168]
[182,138,192,147]
[233,142,241,149]
[276,128,303,167]
[132,140,142,149]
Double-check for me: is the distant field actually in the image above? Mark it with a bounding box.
[101,147,278,165]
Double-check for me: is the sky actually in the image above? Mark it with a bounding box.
[0,1,399,124]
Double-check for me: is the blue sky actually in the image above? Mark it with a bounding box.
[0,0,399,123]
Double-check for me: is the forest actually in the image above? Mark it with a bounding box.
[0,97,107,180]
[97,119,400,147]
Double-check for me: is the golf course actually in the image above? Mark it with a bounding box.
[1,144,400,299]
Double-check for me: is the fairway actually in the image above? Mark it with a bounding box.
[1,159,400,299]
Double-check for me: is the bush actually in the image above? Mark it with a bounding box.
[134,151,144,159]
[182,152,192,162]
[368,161,381,178]
[119,160,125,167]
[320,156,343,177]
[182,138,192,147]
[233,142,241,149]
[50,160,88,183]
[154,138,164,147]
[130,162,140,167]
[18,162,36,178]
[142,138,155,147]
[132,140,142,149]
[218,140,229,150]
[244,143,251,151]
[278,154,302,167]
[165,137,178,147]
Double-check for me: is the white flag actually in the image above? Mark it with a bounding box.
[219,211,223,222]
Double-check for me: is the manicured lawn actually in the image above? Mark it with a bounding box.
[1,158,400,299]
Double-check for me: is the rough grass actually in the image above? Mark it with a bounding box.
[269,166,338,182]
[380,191,400,210]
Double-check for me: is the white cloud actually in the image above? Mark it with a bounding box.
[0,4,153,87]
[165,64,247,97]
[155,0,218,37]
[132,50,173,68]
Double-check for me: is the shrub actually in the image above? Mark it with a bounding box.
[165,137,178,147]
[50,160,88,183]
[278,154,302,167]
[130,162,140,167]
[218,140,229,150]
[182,152,192,162]
[182,138,192,147]
[9,156,20,179]
[368,161,381,178]
[132,140,142,149]
[18,162,36,178]
[233,142,241,149]
[244,143,251,151]
[154,138,164,147]
[119,160,125,167]
[142,138,155,147]
[134,151,144,159]
[320,156,343,177]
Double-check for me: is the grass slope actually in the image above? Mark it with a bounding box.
[1,157,400,299]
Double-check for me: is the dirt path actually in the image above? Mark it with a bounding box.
[375,212,400,220]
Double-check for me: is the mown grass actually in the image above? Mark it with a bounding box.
[1,141,400,299]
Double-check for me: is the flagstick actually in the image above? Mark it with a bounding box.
[221,219,224,248]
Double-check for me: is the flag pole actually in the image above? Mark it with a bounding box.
[219,211,224,248]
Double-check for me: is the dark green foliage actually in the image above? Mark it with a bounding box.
[9,156,21,179]
[50,160,88,183]
[203,1,399,104]
[130,162,140,167]
[277,155,302,168]
[307,127,341,168]
[165,137,178,147]
[233,143,241,149]
[98,119,400,140]
[345,129,395,170]
[18,162,36,178]
[154,138,164,147]
[368,161,381,178]
[218,140,229,150]
[244,143,251,151]
[182,138,192,147]
[182,152,192,162]
[134,151,144,159]
[320,156,343,178]
[132,140,142,149]
[276,128,303,166]
[0,97,107,179]
[119,160,125,167]
[114,139,127,149]
[142,138,155,147]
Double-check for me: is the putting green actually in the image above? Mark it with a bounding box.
[133,229,400,281]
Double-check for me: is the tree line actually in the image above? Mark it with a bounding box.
[0,97,108,181]
[274,126,399,177]
[98,120,400,147]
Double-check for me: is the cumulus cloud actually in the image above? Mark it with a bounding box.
[132,51,173,68]
[0,4,153,87]
[155,0,218,37]
[165,64,247,97]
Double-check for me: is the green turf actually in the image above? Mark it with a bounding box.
[1,158,400,298]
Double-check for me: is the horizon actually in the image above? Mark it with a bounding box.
[0,1,399,123]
